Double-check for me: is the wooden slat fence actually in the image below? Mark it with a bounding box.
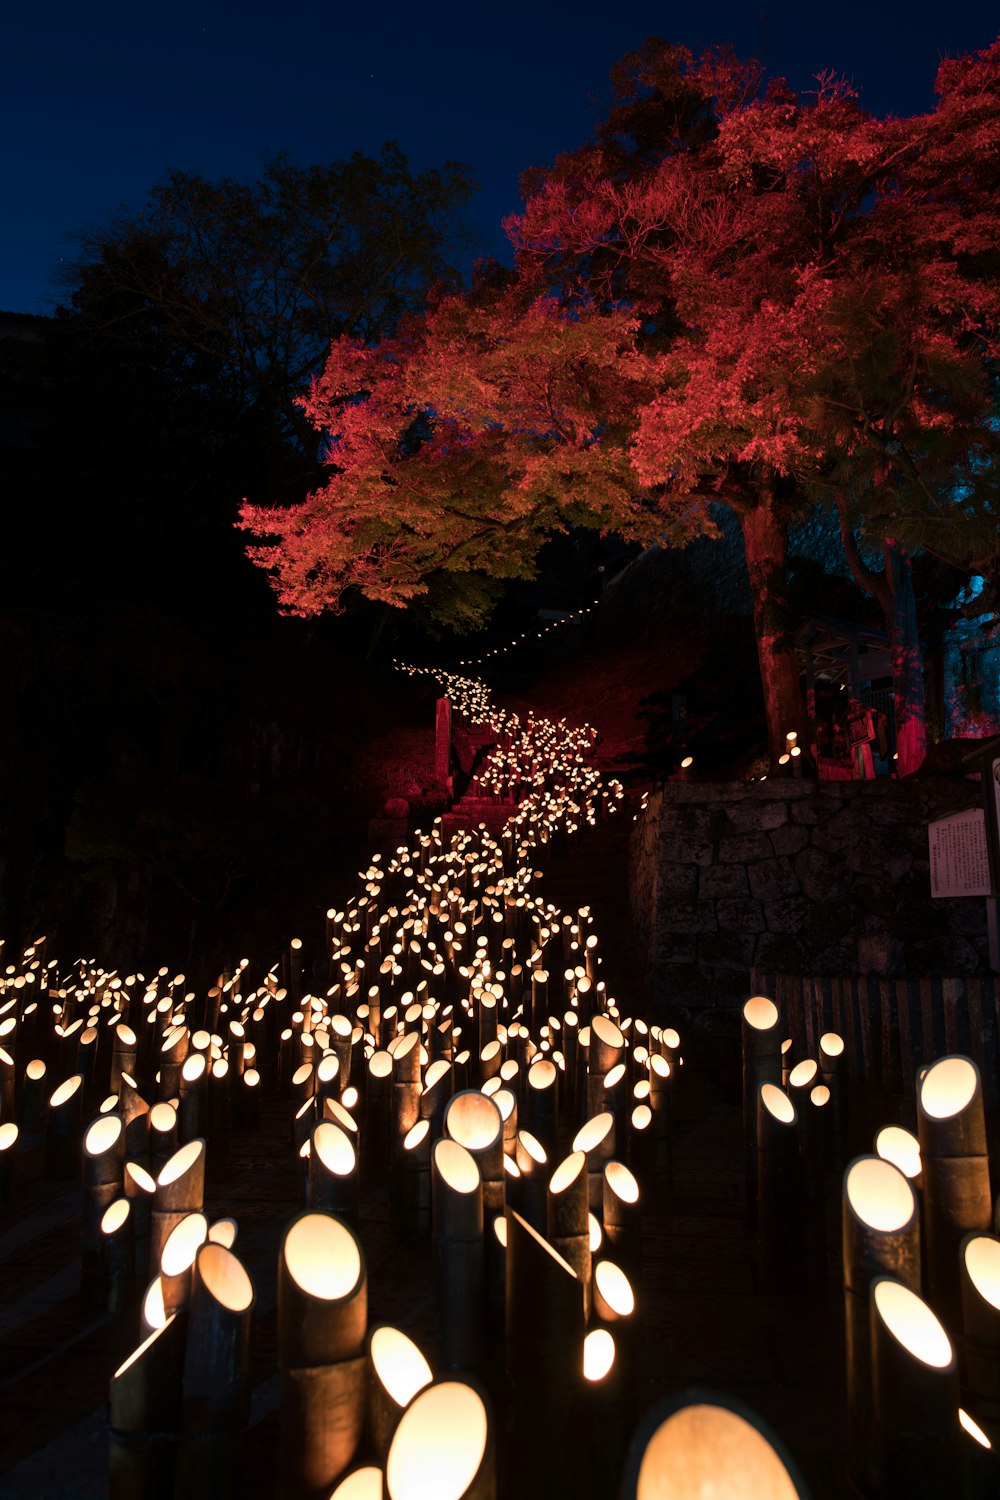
[749,969,1000,1168]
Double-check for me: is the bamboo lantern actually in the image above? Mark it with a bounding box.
[366,1050,393,1178]
[385,1378,494,1500]
[420,1058,453,1139]
[0,1121,18,1204]
[110,1023,138,1098]
[81,1112,125,1304]
[603,1160,641,1283]
[178,1053,207,1143]
[444,1091,504,1219]
[44,1073,84,1178]
[109,1314,185,1500]
[515,1134,548,1230]
[842,1155,921,1493]
[119,1075,151,1162]
[368,1324,433,1461]
[756,1084,804,1291]
[588,1015,624,1117]
[742,997,782,1223]
[174,1242,256,1498]
[818,1031,847,1159]
[961,1233,1000,1431]
[917,1055,992,1329]
[150,1101,180,1173]
[19,1057,47,1142]
[278,1210,368,1499]
[573,1111,615,1215]
[309,1120,360,1221]
[592,1258,637,1401]
[151,1138,206,1278]
[208,1216,238,1248]
[781,1038,794,1091]
[646,1054,672,1189]
[391,1033,422,1149]
[393,1119,432,1236]
[160,1025,190,1103]
[159,1211,208,1315]
[547,1149,592,1321]
[959,1405,1000,1499]
[619,1390,808,1499]
[525,1058,559,1161]
[870,1277,959,1497]
[505,1210,583,1497]
[432,1137,484,1372]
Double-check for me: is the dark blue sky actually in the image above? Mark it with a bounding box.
[3,1,997,315]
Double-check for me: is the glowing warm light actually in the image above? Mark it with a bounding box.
[434,1139,480,1194]
[527,1059,557,1091]
[920,1057,977,1119]
[631,1104,652,1132]
[115,1023,137,1047]
[26,1058,46,1081]
[158,1138,204,1188]
[959,1408,992,1449]
[875,1126,921,1180]
[208,1217,238,1248]
[284,1213,361,1299]
[819,1032,845,1058]
[425,1059,451,1089]
[636,1403,800,1499]
[0,1122,17,1151]
[605,1160,639,1204]
[650,1054,670,1080]
[126,1161,156,1195]
[84,1114,123,1156]
[662,1028,680,1049]
[846,1158,915,1232]
[584,1328,616,1382]
[101,1198,130,1235]
[873,1281,953,1367]
[314,1121,356,1176]
[595,1260,634,1316]
[404,1120,430,1151]
[114,1315,177,1379]
[592,1015,623,1050]
[549,1150,585,1196]
[744,997,779,1031]
[445,1093,502,1152]
[680,756,694,769]
[330,1467,384,1499]
[809,1085,830,1107]
[573,1112,614,1154]
[198,1243,253,1312]
[386,1381,488,1500]
[142,1276,167,1331]
[150,1102,177,1133]
[494,1216,508,1248]
[760,1084,795,1125]
[519,1131,546,1165]
[370,1051,394,1079]
[963,1236,1000,1311]
[160,1213,208,1277]
[181,1053,206,1083]
[371,1326,433,1408]
[49,1075,83,1108]
[788,1060,818,1089]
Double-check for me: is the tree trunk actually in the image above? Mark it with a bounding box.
[739,496,809,769]
[884,539,927,776]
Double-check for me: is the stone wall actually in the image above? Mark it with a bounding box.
[629,777,991,1014]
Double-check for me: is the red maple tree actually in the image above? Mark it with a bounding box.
[241,38,1000,771]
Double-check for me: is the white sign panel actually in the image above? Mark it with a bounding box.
[928,807,992,898]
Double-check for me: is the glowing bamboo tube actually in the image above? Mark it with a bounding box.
[391,1032,422,1150]
[420,1058,453,1140]
[44,1073,84,1178]
[174,1242,255,1498]
[19,1057,47,1142]
[619,1391,808,1498]
[646,1054,672,1188]
[278,1210,368,1499]
[366,1049,393,1178]
[870,1277,959,1496]
[368,1324,433,1461]
[110,1022,138,1098]
[573,1111,615,1215]
[109,1314,185,1500]
[818,1031,847,1157]
[917,1056,992,1329]
[842,1155,921,1493]
[743,997,781,1224]
[393,1119,432,1236]
[81,1112,126,1304]
[432,1137,484,1371]
[603,1160,641,1282]
[961,1233,1000,1431]
[444,1091,504,1218]
[177,1052,207,1143]
[524,1057,558,1160]
[547,1149,591,1320]
[0,1122,18,1203]
[309,1120,360,1221]
[505,1211,582,1493]
[160,1210,208,1316]
[589,1014,624,1115]
[386,1378,494,1500]
[876,1125,922,1187]
[150,1100,179,1173]
[150,1138,206,1278]
[756,1084,803,1291]
[329,1466,383,1499]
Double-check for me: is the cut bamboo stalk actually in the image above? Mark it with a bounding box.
[961,1233,1000,1431]
[367,1324,433,1462]
[432,1137,485,1372]
[619,1390,809,1498]
[309,1120,360,1221]
[109,1314,185,1500]
[918,1055,992,1329]
[870,1277,959,1498]
[743,996,782,1225]
[385,1377,494,1500]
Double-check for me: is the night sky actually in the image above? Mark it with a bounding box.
[3,1,997,316]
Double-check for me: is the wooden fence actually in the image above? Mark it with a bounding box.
[748,968,1000,1139]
